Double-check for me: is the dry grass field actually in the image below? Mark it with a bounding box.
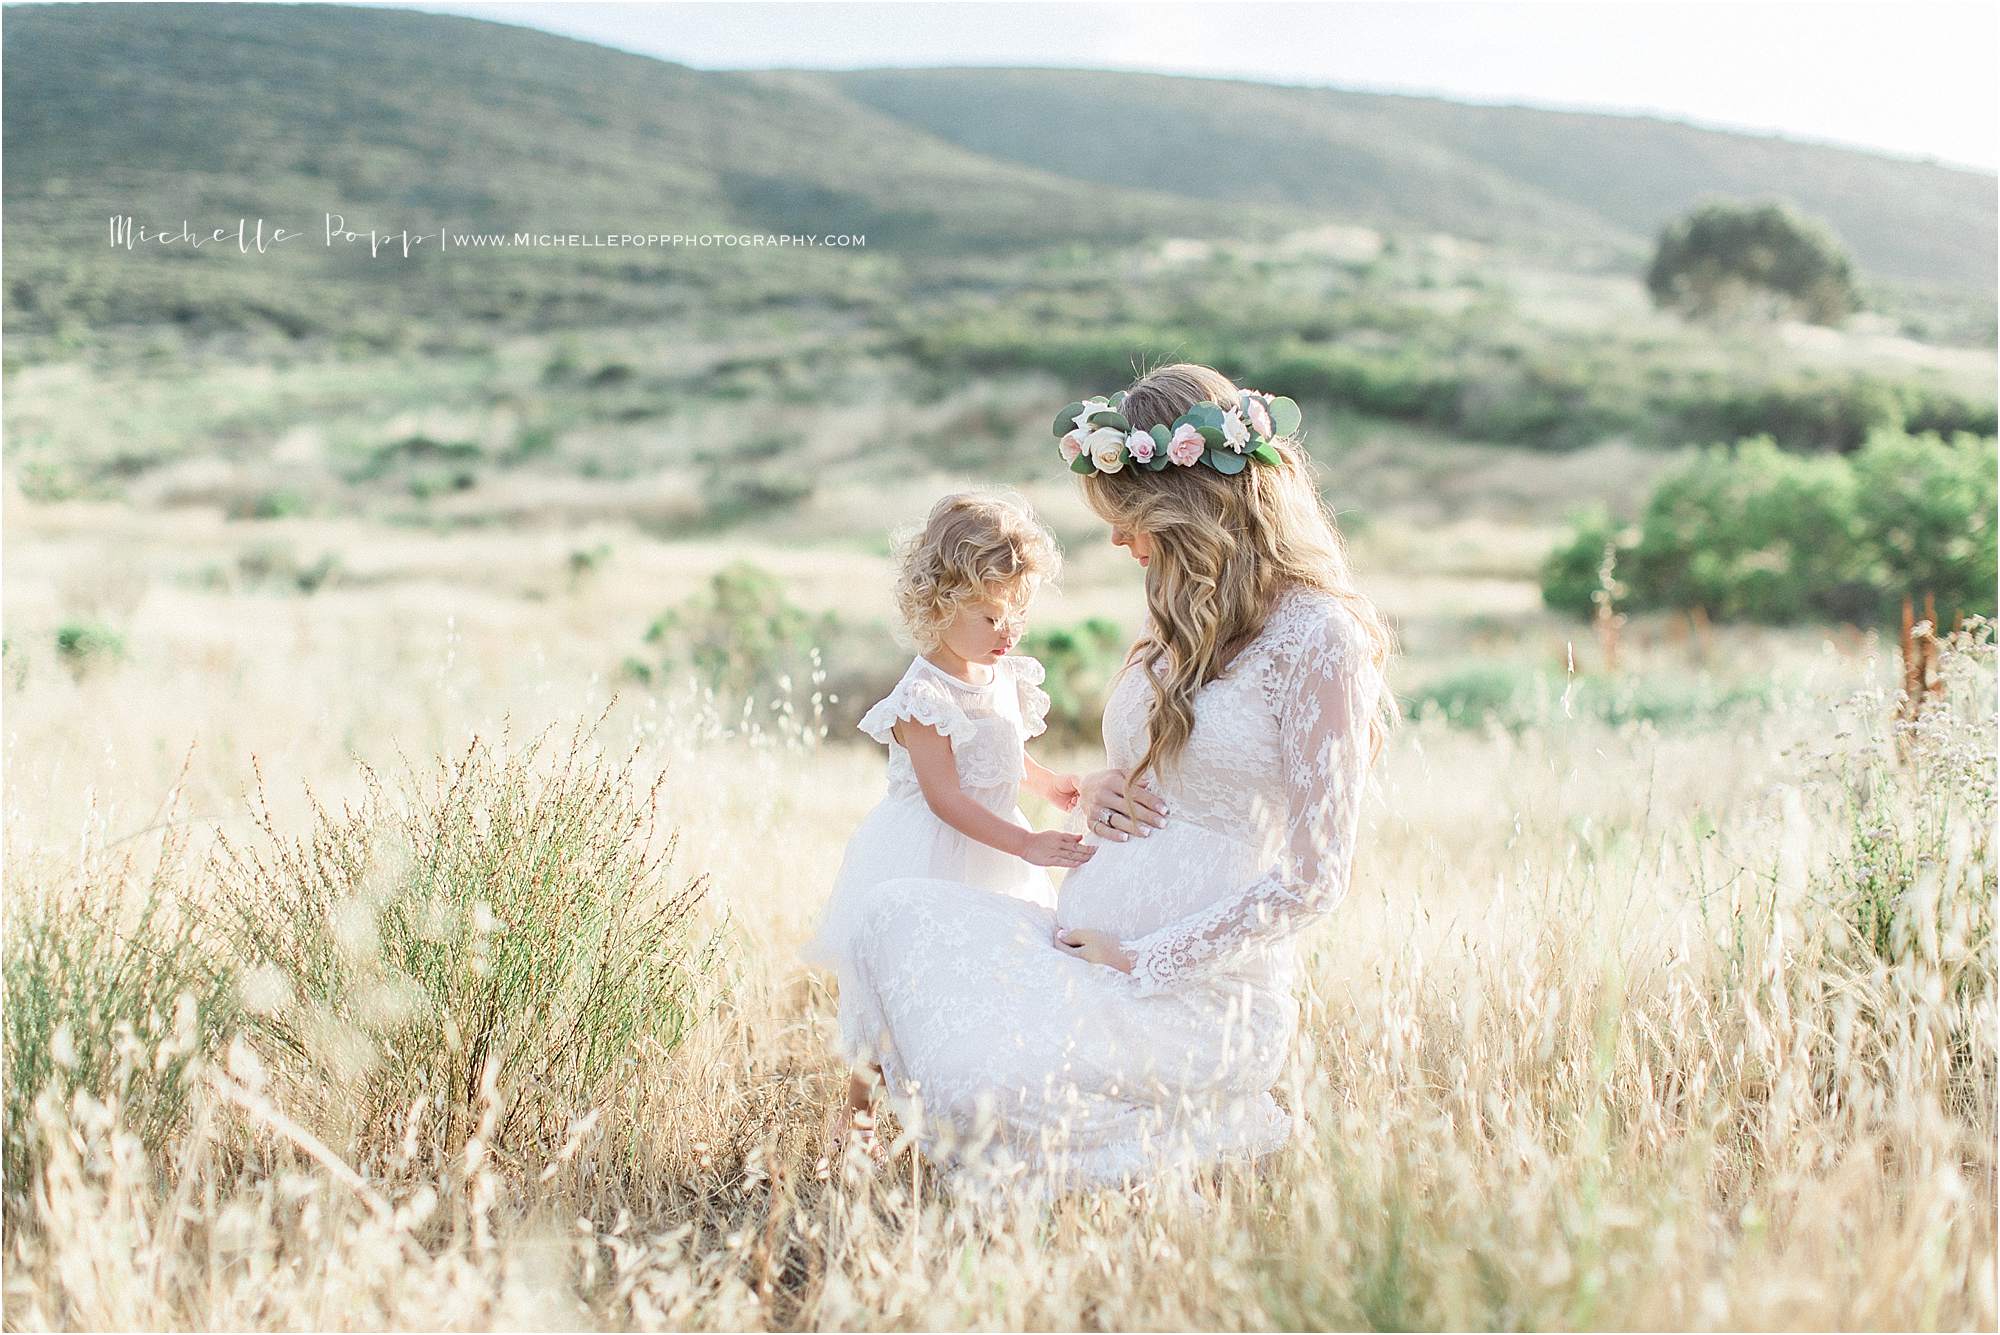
[2,459,1992,1329]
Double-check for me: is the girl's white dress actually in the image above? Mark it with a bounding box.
[801,651,1056,1062]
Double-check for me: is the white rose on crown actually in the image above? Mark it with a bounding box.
[1220,406,1250,453]
[1086,426,1127,473]
[1071,400,1112,436]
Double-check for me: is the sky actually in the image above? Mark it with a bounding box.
[388,0,1999,173]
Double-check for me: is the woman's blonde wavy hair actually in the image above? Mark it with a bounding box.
[892,490,1061,653]
[1078,363,1398,788]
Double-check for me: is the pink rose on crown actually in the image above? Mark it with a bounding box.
[1244,396,1274,439]
[1059,430,1085,462]
[1166,424,1205,466]
[1125,429,1156,464]
[1220,406,1251,453]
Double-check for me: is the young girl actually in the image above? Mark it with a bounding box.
[801,491,1094,1155]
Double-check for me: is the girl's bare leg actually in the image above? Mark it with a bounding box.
[825,1063,887,1163]
[846,1065,879,1115]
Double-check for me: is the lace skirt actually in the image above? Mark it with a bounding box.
[801,789,1055,1063]
[841,822,1301,1198]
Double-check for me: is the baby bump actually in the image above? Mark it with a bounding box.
[1057,818,1266,942]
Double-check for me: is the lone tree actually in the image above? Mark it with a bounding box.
[1646,200,1862,326]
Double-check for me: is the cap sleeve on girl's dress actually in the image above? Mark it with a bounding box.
[1010,654,1051,740]
[857,669,979,747]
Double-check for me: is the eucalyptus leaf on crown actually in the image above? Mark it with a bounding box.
[1054,387,1303,477]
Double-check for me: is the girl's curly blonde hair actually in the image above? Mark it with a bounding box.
[892,491,1061,653]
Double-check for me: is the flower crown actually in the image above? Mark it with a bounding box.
[1054,387,1303,477]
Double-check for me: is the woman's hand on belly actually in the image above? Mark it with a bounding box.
[1055,926,1136,974]
[1077,768,1170,842]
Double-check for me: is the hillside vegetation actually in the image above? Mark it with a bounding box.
[4,3,1995,359]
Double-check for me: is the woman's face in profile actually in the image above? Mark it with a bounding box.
[1109,525,1153,568]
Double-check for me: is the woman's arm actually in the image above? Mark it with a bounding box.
[898,721,1093,868]
[1115,606,1379,995]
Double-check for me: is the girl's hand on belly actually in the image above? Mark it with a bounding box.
[1056,927,1136,974]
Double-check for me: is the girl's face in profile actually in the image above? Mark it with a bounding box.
[938,586,1030,665]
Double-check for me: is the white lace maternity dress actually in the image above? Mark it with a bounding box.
[842,584,1383,1196]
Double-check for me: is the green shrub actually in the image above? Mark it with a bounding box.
[1542,429,1997,625]
[54,621,125,677]
[1019,617,1131,742]
[1646,200,1860,326]
[2,829,239,1215]
[1538,507,1632,619]
[232,488,311,520]
[1631,436,1867,622]
[1849,431,1999,631]
[642,563,842,708]
[236,541,342,594]
[210,724,718,1157]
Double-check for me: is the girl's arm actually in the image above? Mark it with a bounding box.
[1022,752,1082,812]
[895,721,1092,868]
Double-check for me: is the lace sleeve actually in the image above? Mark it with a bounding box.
[1010,654,1051,740]
[1123,603,1380,996]
[857,673,977,748]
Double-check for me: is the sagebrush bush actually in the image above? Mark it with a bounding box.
[638,563,840,704]
[207,719,720,1163]
[1542,428,1998,624]
[2,825,239,1218]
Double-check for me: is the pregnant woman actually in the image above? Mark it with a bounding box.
[844,363,1396,1197]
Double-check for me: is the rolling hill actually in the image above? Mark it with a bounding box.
[2,2,1992,353]
[813,66,1997,289]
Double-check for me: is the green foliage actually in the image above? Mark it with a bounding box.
[1632,438,1868,622]
[210,725,718,1152]
[1646,200,1861,326]
[1541,429,1998,625]
[1018,618,1131,742]
[2,834,240,1216]
[1820,623,1993,1095]
[1682,373,1998,454]
[236,541,342,594]
[566,543,612,588]
[1538,507,1633,619]
[642,563,841,706]
[347,434,483,484]
[54,621,125,677]
[231,489,311,520]
[910,310,1995,458]
[1405,663,1779,733]
[1850,432,2000,624]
